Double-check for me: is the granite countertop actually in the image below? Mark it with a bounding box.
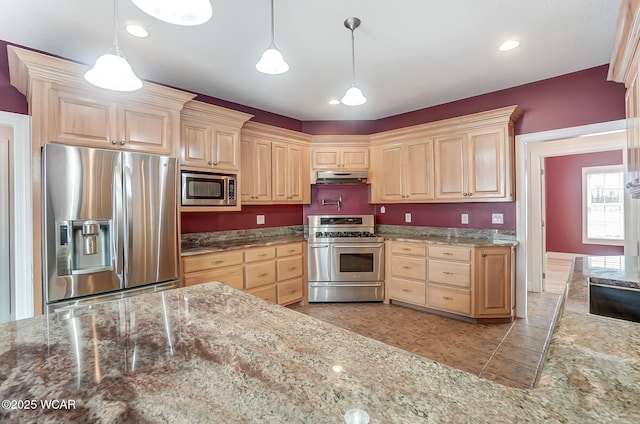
[575,255,640,290]
[379,233,518,247]
[181,234,306,256]
[2,272,639,422]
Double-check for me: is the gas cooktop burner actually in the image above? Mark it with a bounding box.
[314,231,378,238]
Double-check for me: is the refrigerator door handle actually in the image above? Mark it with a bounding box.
[122,157,132,284]
[114,153,125,282]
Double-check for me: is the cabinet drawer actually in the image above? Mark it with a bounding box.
[244,261,276,288]
[246,284,277,303]
[428,245,471,261]
[277,278,303,305]
[182,250,244,274]
[428,260,471,288]
[389,278,426,305]
[277,243,303,257]
[277,256,303,281]
[391,256,426,280]
[184,267,243,290]
[391,242,426,257]
[245,246,276,263]
[427,284,471,316]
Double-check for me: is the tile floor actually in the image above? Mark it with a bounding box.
[290,258,574,389]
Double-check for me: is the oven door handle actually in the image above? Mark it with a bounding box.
[309,244,329,248]
[309,282,383,287]
[330,243,384,249]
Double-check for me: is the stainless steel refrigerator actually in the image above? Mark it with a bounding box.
[42,144,179,311]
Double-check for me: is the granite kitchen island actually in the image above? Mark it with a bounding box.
[1,276,639,423]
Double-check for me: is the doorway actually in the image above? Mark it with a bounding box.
[0,111,32,322]
[515,120,629,318]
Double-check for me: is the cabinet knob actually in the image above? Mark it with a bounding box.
[463,193,468,197]
[213,161,218,165]
[208,161,213,165]
[481,253,487,257]
[467,192,473,196]
[111,140,117,145]
[119,140,125,146]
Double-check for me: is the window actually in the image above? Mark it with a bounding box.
[582,165,624,246]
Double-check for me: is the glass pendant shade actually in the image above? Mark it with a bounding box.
[85,49,143,91]
[256,46,289,74]
[341,86,367,106]
[132,0,213,26]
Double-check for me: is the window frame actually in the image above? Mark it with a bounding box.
[581,164,625,246]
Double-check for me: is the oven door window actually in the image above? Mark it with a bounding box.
[331,244,384,282]
[339,253,374,273]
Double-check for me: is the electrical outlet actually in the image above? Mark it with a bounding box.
[380,206,386,214]
[256,215,265,225]
[461,213,469,225]
[491,213,504,224]
[405,213,412,223]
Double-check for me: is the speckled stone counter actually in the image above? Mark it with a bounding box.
[1,279,639,423]
[380,233,518,247]
[181,234,306,256]
[376,224,517,247]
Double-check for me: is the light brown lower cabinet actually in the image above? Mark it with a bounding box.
[182,241,306,306]
[385,240,514,321]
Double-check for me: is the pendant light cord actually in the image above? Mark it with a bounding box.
[112,0,120,53]
[350,28,357,86]
[270,0,276,47]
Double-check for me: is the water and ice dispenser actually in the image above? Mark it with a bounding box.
[57,220,112,275]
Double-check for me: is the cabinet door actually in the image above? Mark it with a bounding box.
[119,101,172,155]
[377,143,405,202]
[181,120,212,168]
[241,137,272,202]
[212,124,240,171]
[311,147,340,169]
[467,127,507,199]
[287,144,309,203]
[434,134,467,199]
[48,86,117,148]
[341,147,369,169]
[404,139,434,201]
[272,141,289,202]
[475,247,512,317]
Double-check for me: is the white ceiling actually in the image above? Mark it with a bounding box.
[0,0,622,121]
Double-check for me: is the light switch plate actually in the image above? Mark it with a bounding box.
[461,213,469,224]
[491,213,504,224]
[405,213,412,223]
[257,215,265,225]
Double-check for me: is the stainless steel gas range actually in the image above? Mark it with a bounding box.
[307,215,384,302]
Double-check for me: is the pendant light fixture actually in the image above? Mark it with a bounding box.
[341,17,366,106]
[256,0,289,74]
[131,0,213,26]
[84,0,143,91]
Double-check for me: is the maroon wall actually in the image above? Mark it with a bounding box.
[303,185,375,223]
[302,65,626,136]
[1,39,626,234]
[0,40,28,114]
[181,204,303,233]
[544,150,624,255]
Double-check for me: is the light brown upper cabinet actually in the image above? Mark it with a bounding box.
[370,106,520,203]
[180,101,253,172]
[241,122,311,204]
[8,46,195,157]
[311,145,369,170]
[434,126,508,200]
[609,0,640,197]
[370,139,434,202]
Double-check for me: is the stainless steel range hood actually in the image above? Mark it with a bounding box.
[314,171,368,185]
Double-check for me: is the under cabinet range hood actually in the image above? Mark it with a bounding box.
[315,171,368,185]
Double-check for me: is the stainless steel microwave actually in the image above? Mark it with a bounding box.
[181,171,237,206]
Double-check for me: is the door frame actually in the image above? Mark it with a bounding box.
[515,120,627,318]
[0,111,32,321]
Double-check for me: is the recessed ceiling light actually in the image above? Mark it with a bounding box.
[328,99,340,105]
[126,24,149,38]
[499,39,520,51]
